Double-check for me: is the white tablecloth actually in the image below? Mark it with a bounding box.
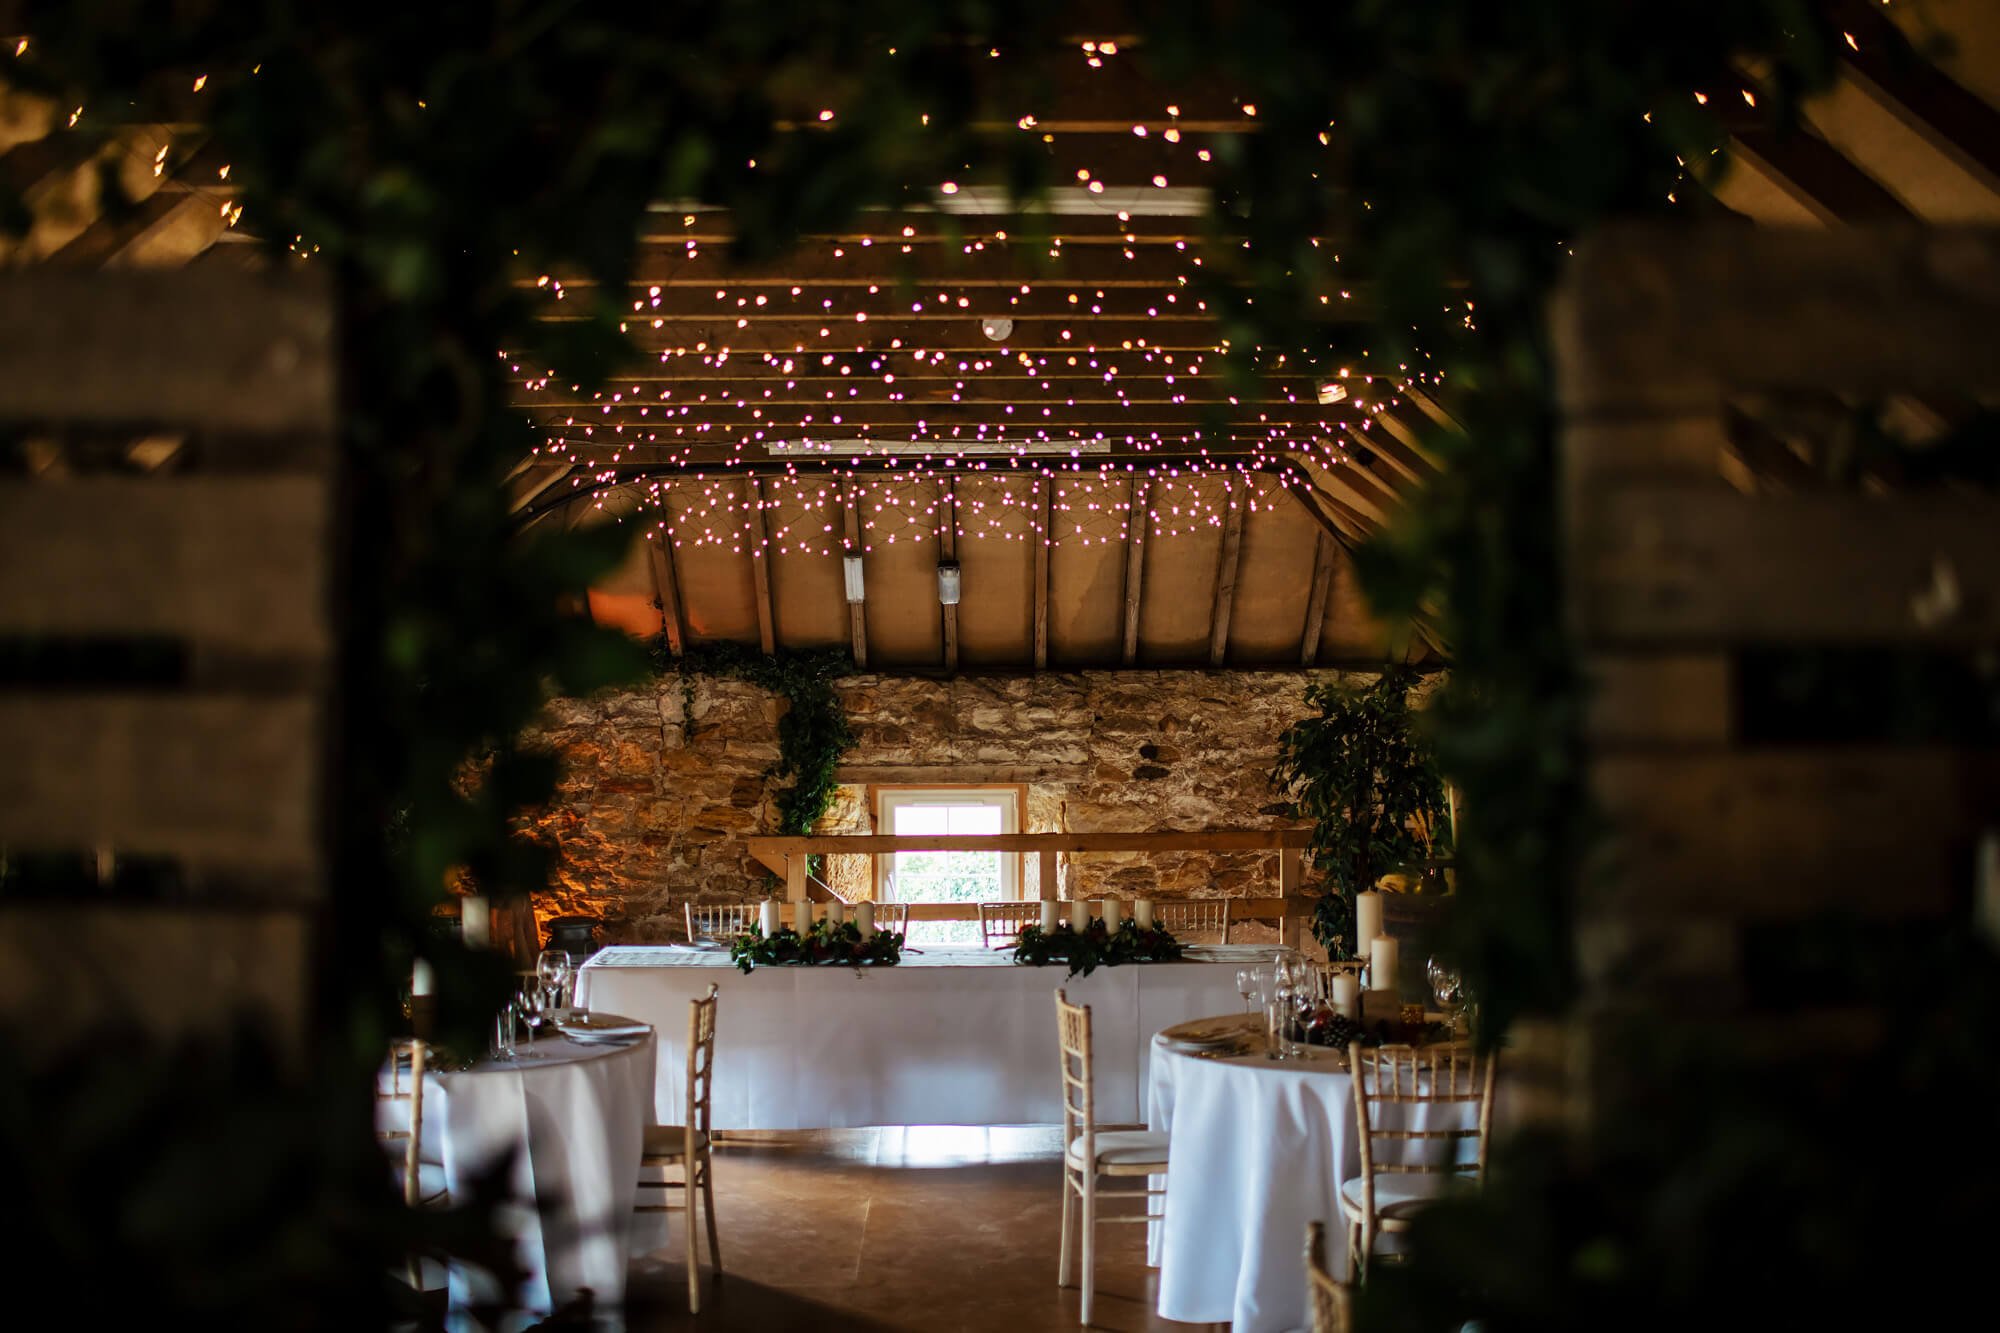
[1149,1037,1359,1333]
[431,1033,656,1328]
[576,945,1263,1129]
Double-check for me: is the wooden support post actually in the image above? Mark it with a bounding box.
[648,533,685,655]
[842,485,868,668]
[1040,849,1059,901]
[1120,477,1149,666]
[938,476,959,673]
[744,475,776,654]
[1208,475,1245,667]
[786,854,808,906]
[1033,475,1051,670]
[1299,528,1334,667]
[1279,847,1304,951]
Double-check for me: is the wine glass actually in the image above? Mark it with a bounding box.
[1236,967,1257,1014]
[1428,957,1467,1029]
[537,950,572,1017]
[1267,979,1295,1060]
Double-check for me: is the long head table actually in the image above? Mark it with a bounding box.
[575,944,1268,1129]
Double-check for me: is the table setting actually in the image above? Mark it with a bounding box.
[1148,949,1477,1333]
[392,950,660,1329]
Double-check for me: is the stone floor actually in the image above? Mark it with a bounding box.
[621,1127,1192,1332]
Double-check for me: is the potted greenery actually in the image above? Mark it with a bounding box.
[1272,669,1449,958]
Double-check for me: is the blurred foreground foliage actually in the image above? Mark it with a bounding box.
[4,0,1994,1326]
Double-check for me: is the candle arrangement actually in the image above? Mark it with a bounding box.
[728,916,904,973]
[1011,901,1183,979]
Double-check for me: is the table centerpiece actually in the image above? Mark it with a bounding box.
[1012,918,1184,978]
[729,918,904,973]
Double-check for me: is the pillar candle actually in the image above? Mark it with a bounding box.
[1330,972,1359,1019]
[1103,898,1123,931]
[1040,900,1060,934]
[1134,898,1154,929]
[1976,829,2000,951]
[855,901,874,936]
[795,899,814,931]
[759,899,782,937]
[1070,898,1090,931]
[1370,936,1400,993]
[411,960,434,997]
[826,898,844,927]
[461,895,491,948]
[1353,890,1383,960]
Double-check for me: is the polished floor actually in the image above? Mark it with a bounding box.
[621,1127,1190,1332]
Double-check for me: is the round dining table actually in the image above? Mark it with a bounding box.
[1147,1019,1361,1333]
[415,1026,658,1330]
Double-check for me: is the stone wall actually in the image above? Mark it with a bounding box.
[524,668,1394,943]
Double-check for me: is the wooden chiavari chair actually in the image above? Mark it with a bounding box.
[1305,1221,1354,1332]
[1342,1041,1496,1279]
[636,982,723,1312]
[863,901,909,934]
[1054,989,1170,1327]
[684,902,756,943]
[978,901,1038,949]
[379,1038,447,1287]
[1152,899,1232,943]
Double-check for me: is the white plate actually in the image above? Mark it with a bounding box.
[555,1012,651,1042]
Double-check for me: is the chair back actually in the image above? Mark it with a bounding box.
[685,902,755,943]
[377,1038,429,1207]
[685,982,720,1146]
[866,901,909,933]
[1153,899,1232,943]
[978,901,1038,948]
[1304,1221,1353,1333]
[1347,1041,1496,1219]
[1054,988,1097,1153]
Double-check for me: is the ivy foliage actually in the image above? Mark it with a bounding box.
[1012,920,1185,979]
[1273,671,1448,956]
[728,919,903,973]
[661,641,856,837]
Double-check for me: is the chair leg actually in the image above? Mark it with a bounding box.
[1347,1220,1364,1283]
[1057,1170,1076,1289]
[685,1163,702,1314]
[700,1153,722,1284]
[1079,1173,1097,1327]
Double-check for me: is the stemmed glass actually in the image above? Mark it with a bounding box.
[1235,968,1258,1014]
[1266,977,1295,1060]
[1427,957,1467,1031]
[537,950,573,1019]
[521,983,548,1051]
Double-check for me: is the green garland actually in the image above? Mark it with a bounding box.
[728,920,903,973]
[660,641,855,837]
[1011,921,1185,979]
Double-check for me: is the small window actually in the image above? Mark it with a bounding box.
[874,786,1024,945]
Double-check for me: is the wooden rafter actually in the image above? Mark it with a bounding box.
[1208,475,1245,667]
[743,475,776,653]
[1120,476,1150,665]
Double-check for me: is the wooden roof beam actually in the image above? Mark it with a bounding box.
[842,486,868,668]
[1299,528,1335,667]
[1032,476,1051,669]
[938,476,959,672]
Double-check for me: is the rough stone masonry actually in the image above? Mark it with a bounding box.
[523,668,1385,943]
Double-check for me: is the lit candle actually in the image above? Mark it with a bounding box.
[461,895,491,948]
[826,898,845,928]
[1370,937,1400,993]
[1330,972,1359,1019]
[855,901,874,936]
[1041,900,1060,934]
[1070,898,1089,931]
[759,899,782,937]
[795,899,815,931]
[1134,898,1154,929]
[1103,898,1123,931]
[1354,890,1383,961]
[411,960,434,997]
